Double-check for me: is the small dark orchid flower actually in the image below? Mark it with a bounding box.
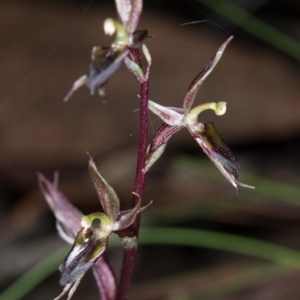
[64,0,149,102]
[38,155,150,300]
[146,36,254,191]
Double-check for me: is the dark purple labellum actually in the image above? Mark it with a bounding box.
[59,228,106,286]
[130,29,149,48]
[86,47,129,95]
[202,122,240,179]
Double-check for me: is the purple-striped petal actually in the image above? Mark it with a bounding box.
[148,100,184,126]
[145,123,183,173]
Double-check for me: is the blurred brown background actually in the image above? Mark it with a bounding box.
[1,0,300,299]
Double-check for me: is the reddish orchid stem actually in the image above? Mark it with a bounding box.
[116,70,149,300]
[132,79,149,231]
[116,244,137,300]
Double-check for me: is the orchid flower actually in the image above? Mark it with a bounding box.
[38,155,150,300]
[146,36,254,191]
[64,0,149,102]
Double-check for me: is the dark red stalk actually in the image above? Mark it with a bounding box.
[131,78,149,232]
[116,57,149,300]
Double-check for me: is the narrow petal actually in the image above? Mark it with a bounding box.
[148,100,184,126]
[145,123,182,173]
[148,123,183,152]
[114,194,152,231]
[92,257,117,300]
[124,56,145,84]
[113,199,141,231]
[53,276,83,300]
[37,173,82,239]
[63,75,87,102]
[88,155,120,222]
[142,44,152,80]
[124,37,150,83]
[191,123,254,190]
[183,36,233,113]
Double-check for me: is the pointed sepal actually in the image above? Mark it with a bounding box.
[115,0,132,30]
[37,173,82,240]
[88,154,120,222]
[115,0,142,34]
[125,43,151,83]
[127,0,143,33]
[64,75,87,102]
[183,36,233,113]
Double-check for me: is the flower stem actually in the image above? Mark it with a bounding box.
[131,78,149,232]
[116,68,149,300]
